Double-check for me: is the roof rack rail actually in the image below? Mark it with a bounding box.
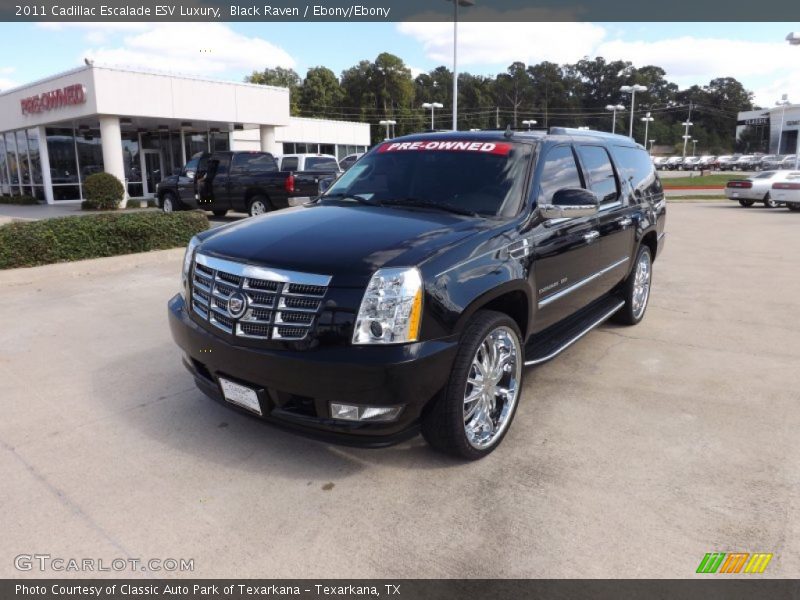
[548,127,634,141]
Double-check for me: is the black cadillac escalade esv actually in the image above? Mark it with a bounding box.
[168,129,666,459]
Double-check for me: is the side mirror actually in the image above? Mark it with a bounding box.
[185,170,195,181]
[541,188,599,220]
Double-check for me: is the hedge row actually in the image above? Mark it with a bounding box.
[0,211,209,269]
[0,195,39,205]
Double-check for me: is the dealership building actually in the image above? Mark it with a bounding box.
[0,64,370,203]
[737,105,800,154]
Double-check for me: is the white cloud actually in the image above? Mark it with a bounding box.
[398,21,606,67]
[0,66,18,90]
[751,73,800,108]
[40,22,295,76]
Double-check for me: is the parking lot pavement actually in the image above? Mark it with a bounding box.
[1,202,798,579]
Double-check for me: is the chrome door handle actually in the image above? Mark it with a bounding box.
[618,217,633,228]
[583,230,600,243]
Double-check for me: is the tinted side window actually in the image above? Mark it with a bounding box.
[537,145,583,205]
[231,153,277,173]
[281,157,299,172]
[210,155,231,178]
[576,145,618,204]
[611,146,663,198]
[183,158,199,175]
[305,157,339,171]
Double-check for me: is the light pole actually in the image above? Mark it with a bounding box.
[522,119,538,130]
[786,34,799,167]
[691,139,698,156]
[640,112,654,146]
[681,121,694,159]
[605,104,625,134]
[422,102,444,130]
[620,84,647,138]
[379,119,396,140]
[445,0,475,131]
[648,139,656,154]
[775,94,790,155]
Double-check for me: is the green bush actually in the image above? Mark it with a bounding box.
[81,172,125,210]
[0,194,39,205]
[0,211,209,269]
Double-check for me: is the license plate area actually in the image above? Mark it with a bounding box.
[219,377,262,415]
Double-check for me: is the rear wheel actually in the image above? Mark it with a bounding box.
[247,196,269,217]
[738,199,755,207]
[613,245,652,326]
[764,194,778,209]
[421,310,523,460]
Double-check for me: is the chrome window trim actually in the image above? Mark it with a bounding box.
[195,253,332,287]
[538,256,629,309]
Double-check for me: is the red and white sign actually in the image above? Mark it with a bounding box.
[20,84,87,115]
[378,140,512,155]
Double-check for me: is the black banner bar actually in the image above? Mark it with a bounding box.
[3,580,800,600]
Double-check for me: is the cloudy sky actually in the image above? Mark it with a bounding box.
[0,21,797,107]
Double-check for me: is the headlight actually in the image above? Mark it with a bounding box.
[181,236,200,289]
[353,267,423,345]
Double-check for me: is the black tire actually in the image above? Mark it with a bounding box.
[161,192,179,213]
[247,195,270,217]
[613,245,653,326]
[763,194,777,209]
[739,199,755,207]
[421,310,524,460]
[212,209,228,217]
[788,204,800,212]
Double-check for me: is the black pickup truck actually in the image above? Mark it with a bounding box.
[168,129,666,459]
[157,151,331,217]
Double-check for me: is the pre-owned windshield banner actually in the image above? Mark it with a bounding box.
[3,0,800,21]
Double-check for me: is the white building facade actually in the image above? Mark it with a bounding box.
[737,105,800,154]
[0,65,370,203]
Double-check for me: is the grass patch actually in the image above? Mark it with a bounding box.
[0,194,40,205]
[663,174,742,188]
[0,210,208,270]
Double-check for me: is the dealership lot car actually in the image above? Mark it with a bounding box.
[168,129,665,459]
[770,173,800,211]
[664,156,684,170]
[725,170,799,207]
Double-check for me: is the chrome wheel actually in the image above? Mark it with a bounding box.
[249,199,267,216]
[162,196,173,213]
[463,326,522,450]
[632,250,652,320]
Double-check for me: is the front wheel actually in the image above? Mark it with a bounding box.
[422,311,523,460]
[613,245,653,326]
[161,192,178,213]
[739,199,755,207]
[247,196,269,217]
[764,194,778,209]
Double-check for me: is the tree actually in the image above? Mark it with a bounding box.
[298,67,344,118]
[494,62,532,127]
[245,67,301,114]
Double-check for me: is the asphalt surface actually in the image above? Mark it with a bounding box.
[1,202,798,578]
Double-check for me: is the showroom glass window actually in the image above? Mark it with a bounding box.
[122,132,142,197]
[46,127,81,201]
[185,133,208,159]
[75,128,104,181]
[0,133,8,193]
[16,130,31,190]
[5,132,20,194]
[27,129,44,200]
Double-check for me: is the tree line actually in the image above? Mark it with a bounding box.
[246,53,760,154]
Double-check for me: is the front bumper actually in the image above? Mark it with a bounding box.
[168,294,459,446]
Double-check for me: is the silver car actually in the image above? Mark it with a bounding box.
[724,170,794,208]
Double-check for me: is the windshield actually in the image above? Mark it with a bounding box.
[321,140,532,217]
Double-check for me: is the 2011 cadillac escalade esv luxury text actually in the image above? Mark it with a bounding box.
[168,129,666,459]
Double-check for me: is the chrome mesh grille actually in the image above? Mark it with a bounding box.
[190,254,330,341]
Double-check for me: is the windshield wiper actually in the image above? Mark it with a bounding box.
[382,197,479,217]
[323,192,382,207]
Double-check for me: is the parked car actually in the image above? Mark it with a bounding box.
[731,155,757,171]
[276,153,342,175]
[724,170,795,208]
[779,155,798,170]
[652,156,668,169]
[715,155,738,170]
[664,157,684,170]
[681,156,701,171]
[339,152,365,171]
[769,172,800,211]
[167,128,666,459]
[157,151,325,217]
[756,155,781,171]
[695,155,717,170]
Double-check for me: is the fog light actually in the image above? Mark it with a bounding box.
[330,403,403,422]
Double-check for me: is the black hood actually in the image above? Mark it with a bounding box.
[197,204,487,287]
